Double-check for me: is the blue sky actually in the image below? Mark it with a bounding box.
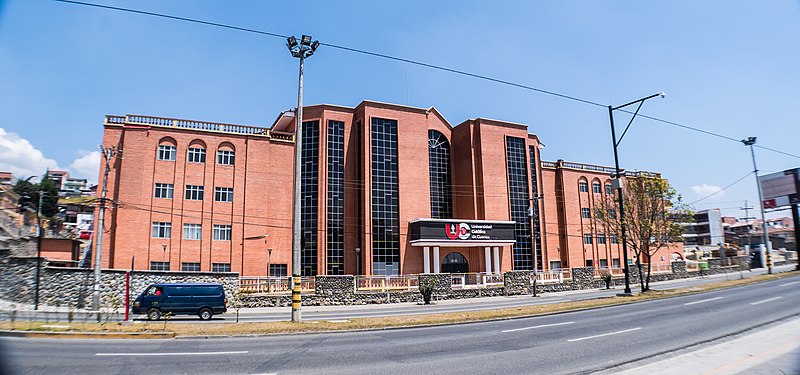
[0,0,798,219]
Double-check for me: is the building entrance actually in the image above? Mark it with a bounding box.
[441,252,468,273]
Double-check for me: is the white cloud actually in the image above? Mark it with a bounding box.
[0,128,59,178]
[69,151,101,185]
[691,184,726,199]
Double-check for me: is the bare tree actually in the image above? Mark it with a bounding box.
[595,175,690,291]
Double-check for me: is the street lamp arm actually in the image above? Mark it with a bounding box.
[616,100,645,147]
[611,92,665,111]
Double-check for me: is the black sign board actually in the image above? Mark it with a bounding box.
[409,219,516,243]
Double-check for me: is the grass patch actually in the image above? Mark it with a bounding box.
[2,271,797,337]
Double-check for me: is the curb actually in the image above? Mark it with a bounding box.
[0,330,175,339]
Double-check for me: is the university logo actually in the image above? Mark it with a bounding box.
[445,223,471,240]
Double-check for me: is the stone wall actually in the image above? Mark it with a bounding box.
[503,270,532,295]
[0,243,238,310]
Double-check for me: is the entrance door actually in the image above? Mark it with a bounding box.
[441,252,468,273]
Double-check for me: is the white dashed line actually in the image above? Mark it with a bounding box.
[750,296,782,305]
[779,281,800,287]
[96,351,248,356]
[567,327,642,342]
[684,297,722,306]
[501,321,575,333]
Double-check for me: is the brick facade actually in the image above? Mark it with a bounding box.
[97,101,679,276]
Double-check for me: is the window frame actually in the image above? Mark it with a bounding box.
[182,223,202,240]
[184,185,204,201]
[214,187,234,202]
[157,145,176,161]
[154,183,174,199]
[216,149,235,165]
[213,224,232,241]
[151,222,172,239]
[187,147,206,163]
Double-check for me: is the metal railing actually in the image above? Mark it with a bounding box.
[105,114,271,137]
[534,269,571,284]
[450,273,504,289]
[239,276,315,294]
[593,267,625,278]
[356,275,418,292]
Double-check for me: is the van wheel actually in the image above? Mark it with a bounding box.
[199,308,213,320]
[147,308,161,321]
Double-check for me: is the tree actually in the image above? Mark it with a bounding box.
[13,175,60,218]
[594,175,690,292]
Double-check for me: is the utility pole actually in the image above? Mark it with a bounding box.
[93,145,116,310]
[741,137,772,274]
[34,191,44,310]
[740,200,754,250]
[287,35,319,323]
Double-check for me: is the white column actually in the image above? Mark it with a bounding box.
[484,247,492,274]
[493,246,500,273]
[433,246,441,273]
[423,247,431,274]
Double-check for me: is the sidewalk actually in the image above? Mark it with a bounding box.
[612,317,800,375]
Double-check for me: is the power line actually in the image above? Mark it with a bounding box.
[52,0,800,160]
[688,172,754,205]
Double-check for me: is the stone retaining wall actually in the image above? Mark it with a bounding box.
[0,238,778,309]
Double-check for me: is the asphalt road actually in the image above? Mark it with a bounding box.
[2,273,798,375]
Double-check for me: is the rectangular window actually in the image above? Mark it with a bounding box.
[605,184,613,195]
[505,136,533,271]
[183,223,202,240]
[154,183,174,199]
[151,222,171,238]
[150,261,170,271]
[610,235,619,244]
[612,258,621,268]
[586,259,593,267]
[583,233,593,244]
[597,234,606,244]
[185,185,204,200]
[269,264,288,277]
[579,181,588,192]
[215,187,234,202]
[213,224,232,241]
[371,118,401,276]
[549,261,562,270]
[181,262,200,272]
[581,207,591,218]
[217,150,235,165]
[157,145,176,161]
[599,259,608,268]
[593,182,601,194]
[212,263,231,273]
[608,209,617,219]
[327,120,344,275]
[187,147,206,163]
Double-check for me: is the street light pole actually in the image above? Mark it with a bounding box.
[608,92,665,296]
[742,137,772,274]
[287,35,319,323]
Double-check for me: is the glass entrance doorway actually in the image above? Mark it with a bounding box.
[441,252,468,273]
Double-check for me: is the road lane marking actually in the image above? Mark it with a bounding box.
[779,281,800,287]
[750,296,782,305]
[501,321,575,333]
[96,351,248,356]
[567,327,641,342]
[684,297,722,306]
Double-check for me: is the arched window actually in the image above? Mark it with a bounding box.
[157,137,177,161]
[578,179,589,193]
[187,140,207,163]
[216,143,235,165]
[428,130,453,219]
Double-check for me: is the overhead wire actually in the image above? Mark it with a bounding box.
[51,0,800,160]
[688,171,754,205]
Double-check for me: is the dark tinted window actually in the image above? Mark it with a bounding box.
[193,286,221,296]
[166,286,192,296]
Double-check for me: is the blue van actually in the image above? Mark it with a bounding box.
[133,283,227,320]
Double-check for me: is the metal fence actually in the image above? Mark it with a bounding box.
[356,275,418,292]
[239,276,315,294]
[450,273,504,289]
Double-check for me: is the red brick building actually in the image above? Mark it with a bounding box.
[97,100,677,276]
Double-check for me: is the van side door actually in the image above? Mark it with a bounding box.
[165,286,194,314]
